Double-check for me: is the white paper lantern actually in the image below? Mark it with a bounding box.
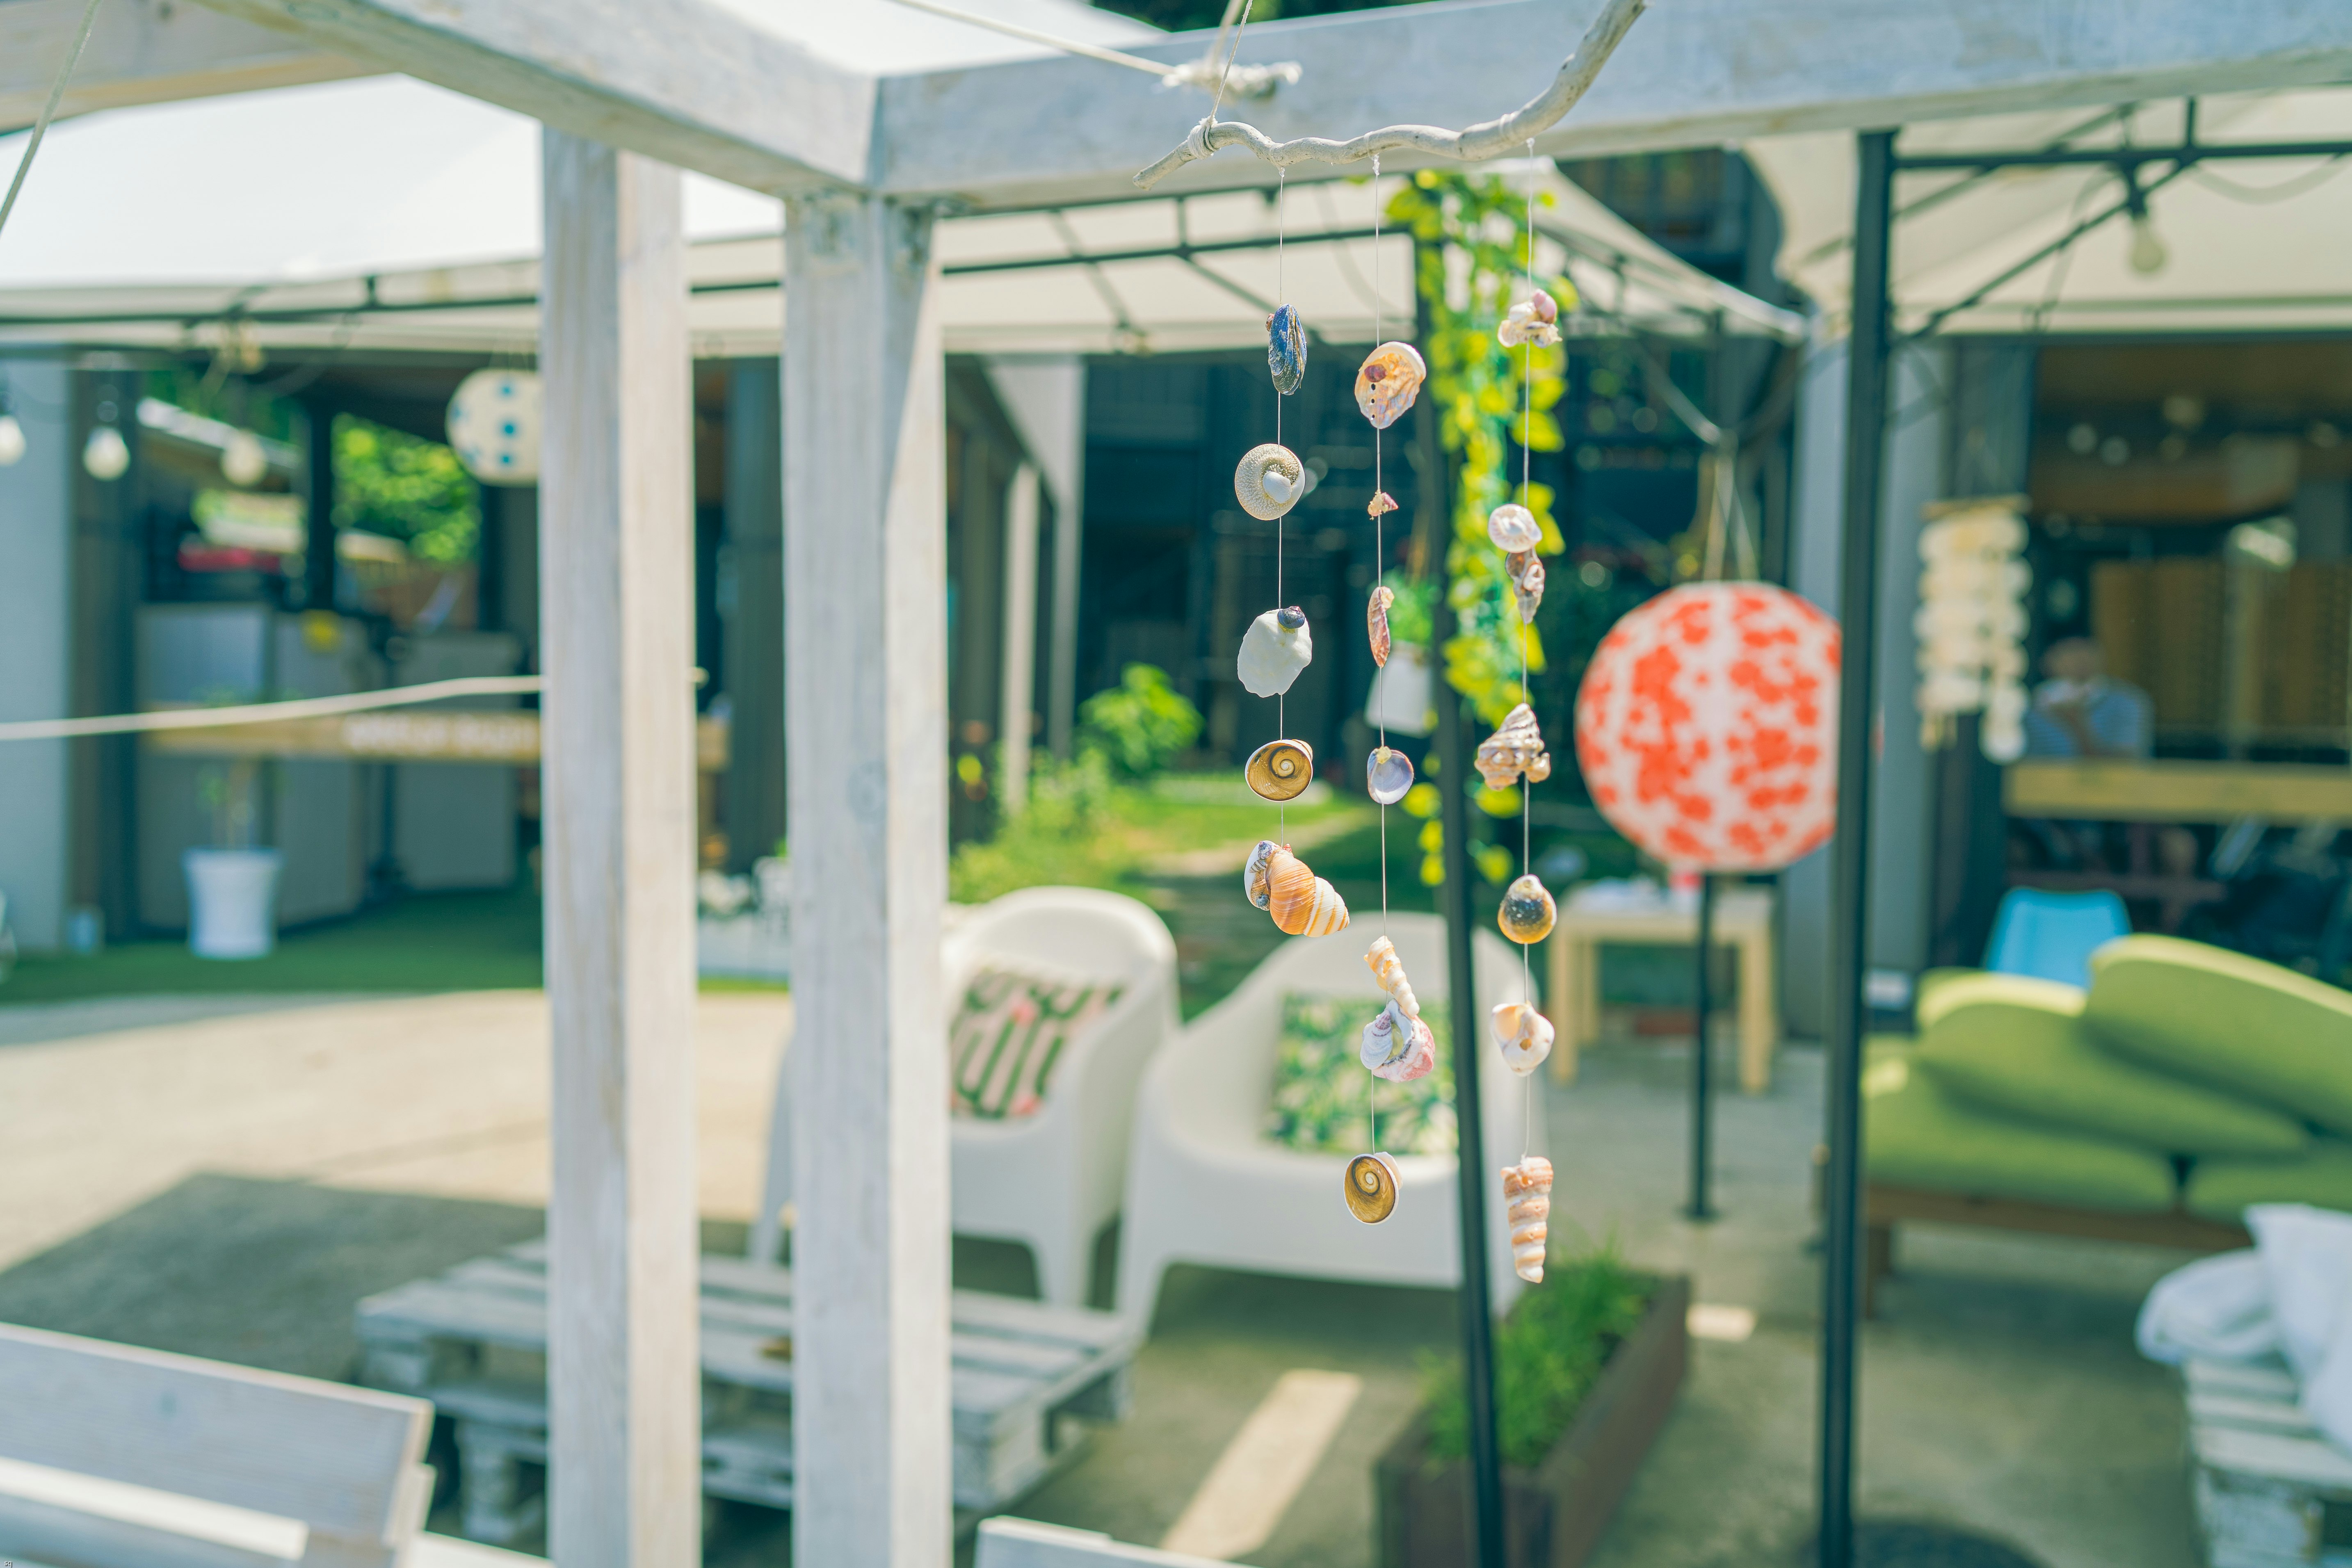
[0,414,23,468]
[446,369,541,486]
[1915,500,2030,762]
[82,423,130,482]
[221,429,269,488]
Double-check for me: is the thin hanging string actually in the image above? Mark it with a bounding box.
[1521,140,1537,1161]
[1208,0,1255,125]
[1275,167,1285,847]
[1370,153,1384,1154]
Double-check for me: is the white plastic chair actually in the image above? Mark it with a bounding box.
[1114,912,1542,1324]
[753,886,1179,1306]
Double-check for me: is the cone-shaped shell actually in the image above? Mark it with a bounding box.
[1475,703,1552,791]
[1244,839,1279,910]
[1488,503,1542,552]
[1359,1000,1434,1082]
[1502,1156,1554,1280]
[1491,1000,1555,1076]
[1345,1151,1400,1223]
[1354,341,1426,430]
[1246,738,1314,801]
[1366,745,1413,806]
[1364,935,1419,1020]
[1498,872,1557,946]
[1235,443,1305,521]
[1238,607,1312,697]
[1509,553,1546,624]
[1367,585,1394,668]
[1267,305,1307,396]
[1267,846,1348,936]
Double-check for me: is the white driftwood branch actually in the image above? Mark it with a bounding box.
[1133,0,1646,189]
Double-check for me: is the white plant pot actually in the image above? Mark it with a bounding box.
[184,848,283,959]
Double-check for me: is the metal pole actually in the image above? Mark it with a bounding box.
[1419,248,1507,1568]
[1819,127,1895,1568]
[1686,872,1716,1221]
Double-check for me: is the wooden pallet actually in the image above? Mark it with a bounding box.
[356,1242,1139,1545]
[2186,1358,2352,1568]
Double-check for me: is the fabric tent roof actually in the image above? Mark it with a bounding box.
[1746,89,2352,337]
[0,73,1797,360]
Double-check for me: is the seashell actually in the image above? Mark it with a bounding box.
[1267,846,1349,936]
[1238,606,1313,697]
[1366,745,1413,806]
[1367,490,1398,519]
[1247,738,1315,802]
[1507,552,1545,624]
[1487,503,1542,553]
[1267,304,1307,396]
[1345,1151,1400,1224]
[1235,443,1306,521]
[1475,703,1552,791]
[1364,935,1420,1020]
[1354,341,1427,431]
[1491,1000,1555,1076]
[1245,838,1279,910]
[1359,1000,1435,1082]
[1497,289,1563,349]
[1498,872,1557,946]
[1502,1156,1554,1281]
[1367,585,1394,668]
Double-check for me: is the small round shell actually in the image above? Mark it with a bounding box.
[1244,838,1279,910]
[1235,443,1305,521]
[1498,873,1557,946]
[1367,585,1394,669]
[1354,342,1427,431]
[1488,503,1542,552]
[1345,1151,1400,1223]
[1247,738,1315,802]
[1366,745,1413,806]
[1491,1000,1555,1076]
[1267,305,1307,396]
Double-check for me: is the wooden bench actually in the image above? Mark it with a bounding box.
[356,1242,1141,1545]
[2185,1358,2352,1568]
[0,1321,535,1568]
[1862,1182,2251,1316]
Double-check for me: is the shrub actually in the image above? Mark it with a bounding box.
[1078,664,1203,779]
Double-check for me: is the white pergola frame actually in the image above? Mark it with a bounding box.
[13,3,2352,1564]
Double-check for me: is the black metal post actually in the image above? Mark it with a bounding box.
[302,401,337,612]
[1418,252,1507,1568]
[1686,872,1716,1221]
[1819,128,1895,1568]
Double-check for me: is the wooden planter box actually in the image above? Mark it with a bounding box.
[1375,1274,1690,1568]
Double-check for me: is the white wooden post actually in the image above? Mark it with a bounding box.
[538,129,701,1568]
[783,190,953,1567]
[999,461,1039,814]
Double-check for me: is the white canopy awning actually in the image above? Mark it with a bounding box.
[0,74,1797,361]
[1747,89,2352,338]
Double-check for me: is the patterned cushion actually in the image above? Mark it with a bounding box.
[1264,993,1457,1157]
[949,965,1124,1120]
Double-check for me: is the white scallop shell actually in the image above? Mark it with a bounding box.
[1238,607,1312,697]
[1235,443,1305,521]
[1488,503,1542,552]
[1366,745,1413,806]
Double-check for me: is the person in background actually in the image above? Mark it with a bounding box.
[2023,637,2153,760]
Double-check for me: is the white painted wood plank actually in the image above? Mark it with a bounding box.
[977,1517,1252,1568]
[998,462,1039,815]
[2190,1360,2304,1401]
[0,0,368,126]
[199,0,871,194]
[538,130,701,1568]
[783,187,954,1568]
[2197,1425,2352,1493]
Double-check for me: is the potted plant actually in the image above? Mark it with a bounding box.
[185,758,282,959]
[1376,1247,1690,1568]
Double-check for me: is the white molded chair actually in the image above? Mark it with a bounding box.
[754,886,1179,1306]
[1114,913,1542,1324]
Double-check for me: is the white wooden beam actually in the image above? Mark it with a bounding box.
[194,0,872,194]
[0,0,368,128]
[873,0,2352,206]
[783,188,952,1568]
[998,461,1039,814]
[538,129,701,1568]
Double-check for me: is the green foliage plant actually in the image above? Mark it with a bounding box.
[1386,170,1572,727]
[1077,663,1205,779]
[333,414,481,565]
[1420,1242,1654,1468]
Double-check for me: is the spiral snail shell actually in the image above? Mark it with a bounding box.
[1345,1151,1400,1224]
[1235,443,1306,521]
[1246,738,1315,802]
[1475,703,1552,791]
[1244,838,1279,910]
[1498,872,1557,946]
[1367,584,1394,669]
[1491,1000,1555,1076]
[1487,503,1542,553]
[1354,341,1427,431]
[1502,1156,1554,1281]
[1265,845,1349,936]
[1238,606,1312,697]
[1366,745,1413,806]
[1267,305,1307,396]
[1359,1000,1434,1082]
[1363,935,1420,1020]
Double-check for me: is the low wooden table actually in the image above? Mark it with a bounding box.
[356,1241,1139,1545]
[1544,886,1779,1092]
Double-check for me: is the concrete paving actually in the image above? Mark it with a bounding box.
[0,995,2208,1566]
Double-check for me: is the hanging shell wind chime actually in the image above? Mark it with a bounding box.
[1238,606,1312,698]
[1246,737,1314,801]
[1359,1002,1435,1082]
[1267,304,1306,396]
[1262,845,1348,937]
[1501,1156,1554,1283]
[1235,443,1306,521]
[1345,1152,1400,1223]
[1354,342,1427,430]
[1490,1000,1554,1076]
[1475,703,1552,792]
[1497,288,1563,349]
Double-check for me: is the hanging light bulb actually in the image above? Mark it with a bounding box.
[2128,211,2169,276]
[0,413,23,468]
[83,397,129,482]
[221,429,268,488]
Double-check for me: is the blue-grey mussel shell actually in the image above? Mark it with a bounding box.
[1267,305,1306,397]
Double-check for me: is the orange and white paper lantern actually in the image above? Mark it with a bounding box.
[1573,583,1840,872]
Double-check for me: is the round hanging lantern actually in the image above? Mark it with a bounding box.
[1573,582,1840,872]
[446,369,541,485]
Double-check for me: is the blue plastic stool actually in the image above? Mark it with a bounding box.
[1982,888,2131,989]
